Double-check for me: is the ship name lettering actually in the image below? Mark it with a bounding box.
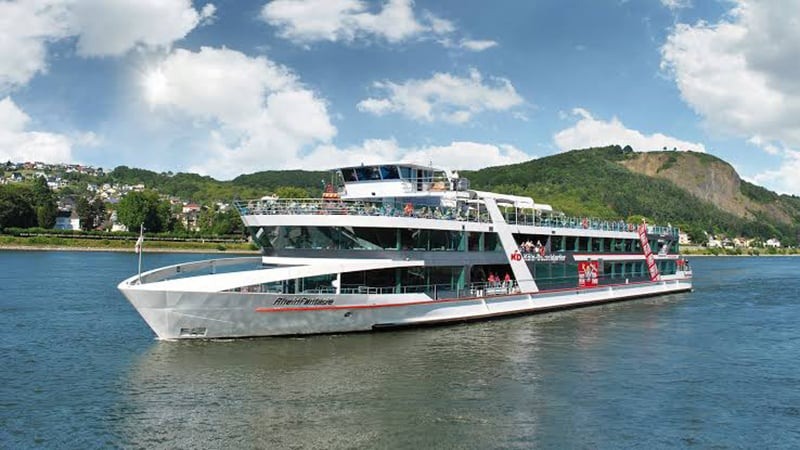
[273,296,335,306]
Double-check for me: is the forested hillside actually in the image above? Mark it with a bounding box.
[98,146,800,245]
[463,146,800,245]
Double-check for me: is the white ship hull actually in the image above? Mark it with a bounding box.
[119,270,692,340]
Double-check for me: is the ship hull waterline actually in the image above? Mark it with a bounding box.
[118,278,692,340]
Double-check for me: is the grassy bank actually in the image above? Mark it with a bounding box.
[681,246,800,256]
[0,235,260,253]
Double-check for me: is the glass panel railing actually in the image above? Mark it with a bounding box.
[234,199,680,237]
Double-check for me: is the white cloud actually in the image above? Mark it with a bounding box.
[0,0,73,91]
[661,0,800,194]
[0,0,214,90]
[144,47,336,179]
[261,0,497,50]
[357,69,524,124]
[299,139,531,171]
[747,135,781,155]
[751,149,800,195]
[200,4,217,25]
[553,108,707,152]
[0,97,73,163]
[261,0,423,44]
[72,0,215,57]
[661,0,800,144]
[661,0,691,10]
[459,39,498,52]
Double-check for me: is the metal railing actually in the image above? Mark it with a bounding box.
[234,198,489,222]
[234,198,679,237]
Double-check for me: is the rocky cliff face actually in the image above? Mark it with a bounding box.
[619,151,793,224]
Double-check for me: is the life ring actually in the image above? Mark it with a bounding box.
[627,223,634,231]
[581,218,589,229]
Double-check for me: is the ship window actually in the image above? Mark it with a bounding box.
[399,166,413,180]
[380,165,399,180]
[342,169,358,182]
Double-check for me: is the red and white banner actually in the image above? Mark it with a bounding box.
[638,223,660,281]
[578,260,599,287]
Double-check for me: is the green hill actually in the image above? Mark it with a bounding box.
[464,146,800,245]
[101,146,799,245]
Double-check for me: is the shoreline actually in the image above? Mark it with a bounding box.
[1,243,796,256]
[0,244,260,254]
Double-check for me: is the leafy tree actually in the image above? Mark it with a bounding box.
[76,197,107,230]
[686,226,708,245]
[197,206,215,234]
[211,208,244,235]
[116,190,171,232]
[29,176,57,228]
[91,198,106,229]
[76,197,92,230]
[196,206,243,235]
[0,185,37,230]
[275,186,311,198]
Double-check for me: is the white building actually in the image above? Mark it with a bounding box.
[765,238,781,248]
[54,210,80,231]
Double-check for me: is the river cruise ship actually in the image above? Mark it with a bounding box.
[118,163,692,339]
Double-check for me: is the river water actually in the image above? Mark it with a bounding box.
[1,251,798,448]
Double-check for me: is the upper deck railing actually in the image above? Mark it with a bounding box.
[234,198,679,237]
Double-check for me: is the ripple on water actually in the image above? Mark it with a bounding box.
[1,253,800,448]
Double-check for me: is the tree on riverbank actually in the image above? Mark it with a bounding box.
[116,190,171,232]
[0,178,58,230]
[0,185,37,229]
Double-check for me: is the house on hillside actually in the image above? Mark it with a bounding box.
[54,209,80,231]
[181,203,202,231]
[706,236,722,248]
[678,232,691,245]
[109,211,127,232]
[765,238,782,248]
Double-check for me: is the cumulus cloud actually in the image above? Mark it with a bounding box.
[553,108,707,152]
[0,0,73,91]
[357,69,524,124]
[72,0,216,57]
[261,0,497,50]
[0,0,213,91]
[0,97,73,163]
[144,47,336,179]
[661,0,800,194]
[750,149,800,195]
[299,139,531,171]
[261,0,423,43]
[661,0,800,145]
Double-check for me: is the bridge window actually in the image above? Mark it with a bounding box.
[342,168,358,182]
[379,165,399,180]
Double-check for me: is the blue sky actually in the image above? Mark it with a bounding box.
[2,0,800,195]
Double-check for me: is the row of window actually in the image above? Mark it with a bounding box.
[233,261,679,296]
[251,226,677,255]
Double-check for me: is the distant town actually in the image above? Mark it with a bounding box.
[1,160,235,234]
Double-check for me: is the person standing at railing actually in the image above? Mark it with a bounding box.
[503,273,512,293]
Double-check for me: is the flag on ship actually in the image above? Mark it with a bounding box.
[134,227,144,254]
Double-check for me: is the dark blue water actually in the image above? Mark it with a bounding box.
[1,251,799,448]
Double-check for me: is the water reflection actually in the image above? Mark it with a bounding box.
[112,293,704,448]
[116,320,561,447]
